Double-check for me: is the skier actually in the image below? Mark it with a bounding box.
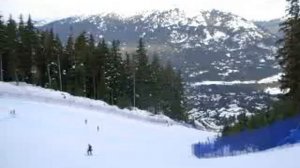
[97,125,99,132]
[85,119,88,125]
[10,109,16,117]
[87,144,93,156]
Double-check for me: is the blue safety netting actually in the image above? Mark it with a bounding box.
[193,115,300,158]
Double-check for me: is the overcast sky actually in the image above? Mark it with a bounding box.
[0,0,287,21]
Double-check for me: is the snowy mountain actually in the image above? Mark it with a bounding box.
[41,8,281,129]
[0,82,299,168]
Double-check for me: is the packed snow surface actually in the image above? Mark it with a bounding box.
[0,82,299,168]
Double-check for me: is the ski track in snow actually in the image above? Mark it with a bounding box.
[0,82,299,168]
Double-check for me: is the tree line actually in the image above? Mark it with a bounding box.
[0,15,187,121]
[222,100,299,136]
[222,0,300,136]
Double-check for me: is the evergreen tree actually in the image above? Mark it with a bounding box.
[135,38,152,110]
[43,29,58,88]
[96,39,108,100]
[171,70,186,120]
[25,15,39,84]
[0,15,7,81]
[17,15,38,83]
[63,35,76,94]
[105,40,123,105]
[16,15,26,82]
[35,31,48,86]
[277,0,300,101]
[160,62,175,116]
[74,32,88,96]
[86,34,96,98]
[5,16,18,81]
[120,52,134,107]
[149,54,162,113]
[54,34,63,90]
[160,62,186,120]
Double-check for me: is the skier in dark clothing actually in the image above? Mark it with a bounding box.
[10,109,16,117]
[87,144,93,156]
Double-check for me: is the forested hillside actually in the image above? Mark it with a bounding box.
[0,15,186,121]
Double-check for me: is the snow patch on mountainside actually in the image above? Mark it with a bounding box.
[190,80,256,86]
[258,73,282,84]
[190,73,283,86]
[264,87,288,95]
[218,104,252,118]
[189,70,209,78]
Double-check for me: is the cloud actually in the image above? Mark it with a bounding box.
[0,0,286,21]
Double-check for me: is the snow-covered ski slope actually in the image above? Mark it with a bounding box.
[0,82,299,168]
